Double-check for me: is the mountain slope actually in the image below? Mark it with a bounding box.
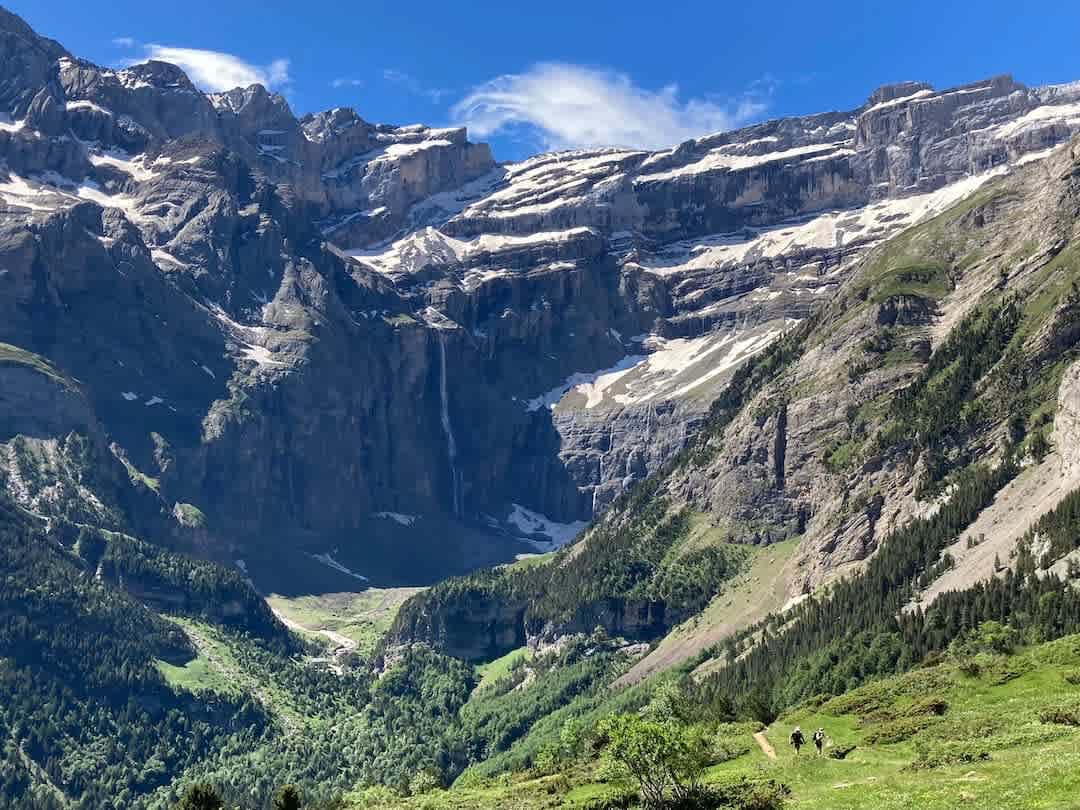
[349,631,1080,810]
[5,6,1080,587]
[5,5,1080,806]
[391,135,1080,683]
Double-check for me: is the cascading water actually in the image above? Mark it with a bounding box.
[438,333,462,516]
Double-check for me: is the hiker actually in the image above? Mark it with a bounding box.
[790,726,805,755]
[813,728,825,755]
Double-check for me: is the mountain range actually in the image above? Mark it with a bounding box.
[3,5,1080,807]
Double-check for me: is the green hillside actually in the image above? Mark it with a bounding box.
[347,629,1080,810]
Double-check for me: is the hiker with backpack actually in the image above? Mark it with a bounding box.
[790,726,805,754]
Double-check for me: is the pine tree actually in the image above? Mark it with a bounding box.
[273,784,303,810]
[177,783,223,810]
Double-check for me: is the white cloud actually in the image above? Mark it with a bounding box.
[112,37,135,48]
[134,45,290,92]
[451,62,769,151]
[383,68,449,103]
[331,77,364,89]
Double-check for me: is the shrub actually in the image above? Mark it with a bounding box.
[599,715,712,808]
[712,723,754,763]
[957,658,981,678]
[177,783,224,810]
[864,715,940,745]
[582,788,638,810]
[828,745,856,760]
[350,785,400,807]
[911,740,990,769]
[1039,702,1080,727]
[273,785,302,810]
[907,696,949,716]
[711,777,790,810]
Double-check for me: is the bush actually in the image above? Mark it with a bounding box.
[273,785,302,810]
[948,621,1020,658]
[907,696,949,716]
[543,773,572,795]
[599,715,712,808]
[957,658,982,678]
[712,723,754,763]
[1064,669,1080,686]
[828,745,856,760]
[910,740,990,769]
[409,770,442,796]
[864,715,940,744]
[711,777,790,810]
[177,783,224,810]
[582,788,639,810]
[350,785,400,807]
[1039,702,1080,726]
[743,687,779,726]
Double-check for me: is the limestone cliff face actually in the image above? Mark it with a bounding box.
[391,137,1080,665]
[5,5,1080,580]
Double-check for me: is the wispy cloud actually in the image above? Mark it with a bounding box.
[130,45,290,93]
[451,62,770,151]
[331,77,364,89]
[112,36,136,48]
[383,68,450,103]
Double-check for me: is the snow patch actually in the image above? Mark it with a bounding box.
[862,88,934,113]
[507,504,586,550]
[636,142,850,183]
[239,343,285,367]
[641,165,1008,278]
[309,552,369,582]
[524,354,644,412]
[994,101,1080,140]
[88,148,159,182]
[374,511,418,527]
[66,99,113,116]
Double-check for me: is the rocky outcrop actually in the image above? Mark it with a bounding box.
[388,587,528,662]
[0,357,90,441]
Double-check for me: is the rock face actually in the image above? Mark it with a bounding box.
[4,7,1080,581]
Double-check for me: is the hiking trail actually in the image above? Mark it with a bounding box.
[754,731,777,760]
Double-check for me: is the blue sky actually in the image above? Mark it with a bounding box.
[11,0,1080,161]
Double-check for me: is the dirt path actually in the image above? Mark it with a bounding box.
[754,731,777,760]
[272,609,358,652]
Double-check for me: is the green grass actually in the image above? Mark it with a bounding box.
[1015,241,1080,341]
[0,342,74,388]
[867,262,951,305]
[824,438,862,473]
[474,646,531,692]
[503,552,557,572]
[172,502,206,528]
[713,635,1080,810]
[266,587,421,655]
[604,535,798,688]
[156,652,238,695]
[352,633,1080,809]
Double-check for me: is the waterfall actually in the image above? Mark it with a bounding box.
[438,333,462,517]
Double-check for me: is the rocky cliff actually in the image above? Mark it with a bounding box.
[4,5,1080,585]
